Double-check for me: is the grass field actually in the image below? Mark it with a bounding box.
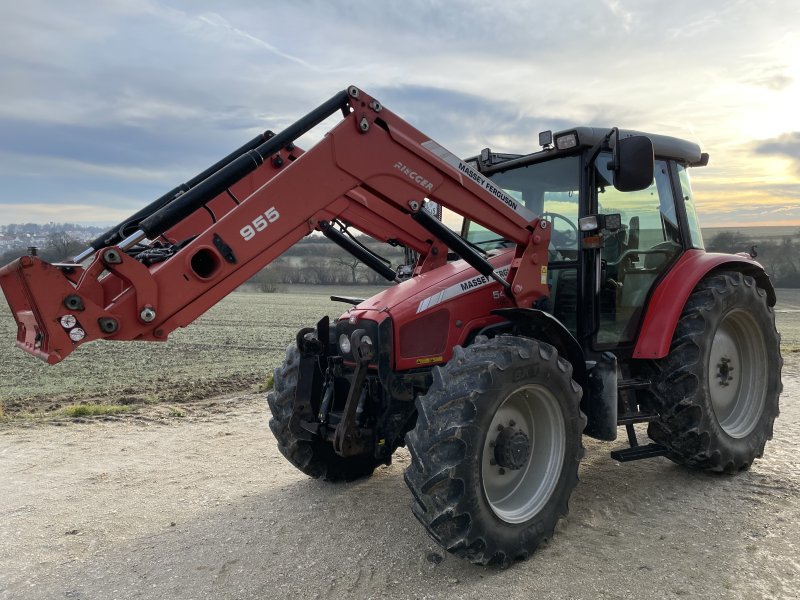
[0,285,797,418]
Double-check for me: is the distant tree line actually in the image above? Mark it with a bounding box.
[705,229,800,288]
[4,225,795,291]
[0,232,87,265]
[249,242,407,291]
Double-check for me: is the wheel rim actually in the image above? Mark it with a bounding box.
[481,384,565,524]
[708,308,767,438]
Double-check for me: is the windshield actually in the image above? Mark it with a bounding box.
[463,155,581,257]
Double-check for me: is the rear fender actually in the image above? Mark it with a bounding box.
[633,249,775,359]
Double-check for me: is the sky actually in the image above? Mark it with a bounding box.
[0,0,798,228]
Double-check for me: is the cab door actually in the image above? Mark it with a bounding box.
[592,154,684,346]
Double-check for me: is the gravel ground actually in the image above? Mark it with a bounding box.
[1,355,798,600]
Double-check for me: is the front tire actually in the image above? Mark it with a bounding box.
[647,271,782,472]
[267,344,381,482]
[404,336,585,566]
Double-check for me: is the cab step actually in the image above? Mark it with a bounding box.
[611,443,668,462]
[610,422,668,462]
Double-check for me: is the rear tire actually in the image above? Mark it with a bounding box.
[646,271,782,473]
[267,344,381,482]
[404,336,585,567]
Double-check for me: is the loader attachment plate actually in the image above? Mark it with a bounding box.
[0,256,76,364]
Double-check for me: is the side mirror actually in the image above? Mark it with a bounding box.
[610,135,654,192]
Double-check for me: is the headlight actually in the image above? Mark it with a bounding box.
[555,132,578,150]
[338,333,351,355]
[579,216,600,232]
[356,334,375,361]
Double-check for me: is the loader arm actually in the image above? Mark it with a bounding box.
[0,86,550,364]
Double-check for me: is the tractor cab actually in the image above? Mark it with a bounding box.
[462,127,709,355]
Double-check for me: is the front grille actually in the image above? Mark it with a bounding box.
[398,308,450,359]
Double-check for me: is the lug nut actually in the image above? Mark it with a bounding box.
[140,307,156,322]
[498,468,506,475]
[509,419,516,427]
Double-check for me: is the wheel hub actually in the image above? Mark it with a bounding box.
[708,308,768,438]
[494,426,530,470]
[716,356,734,387]
[481,384,566,524]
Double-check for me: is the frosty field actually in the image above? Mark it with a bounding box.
[0,285,386,417]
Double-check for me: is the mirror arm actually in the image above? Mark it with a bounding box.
[609,127,621,172]
[585,127,618,173]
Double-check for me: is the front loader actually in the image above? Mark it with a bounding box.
[0,86,782,567]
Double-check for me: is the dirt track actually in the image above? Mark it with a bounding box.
[1,357,798,600]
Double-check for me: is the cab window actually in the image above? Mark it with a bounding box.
[676,164,705,249]
[464,155,581,261]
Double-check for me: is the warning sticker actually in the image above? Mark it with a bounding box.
[541,265,548,285]
[416,356,444,365]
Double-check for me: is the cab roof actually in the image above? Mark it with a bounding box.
[478,126,707,174]
[561,126,704,164]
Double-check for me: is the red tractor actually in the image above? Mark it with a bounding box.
[0,86,782,566]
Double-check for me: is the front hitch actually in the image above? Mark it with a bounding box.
[333,329,375,457]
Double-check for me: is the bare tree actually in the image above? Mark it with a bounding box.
[331,254,363,284]
[41,232,84,261]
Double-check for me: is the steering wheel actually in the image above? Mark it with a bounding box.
[542,212,579,249]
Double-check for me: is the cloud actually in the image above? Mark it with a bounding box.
[0,1,797,227]
[754,132,800,174]
[370,85,574,156]
[747,71,793,91]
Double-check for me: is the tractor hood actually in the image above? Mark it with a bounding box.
[346,248,515,319]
